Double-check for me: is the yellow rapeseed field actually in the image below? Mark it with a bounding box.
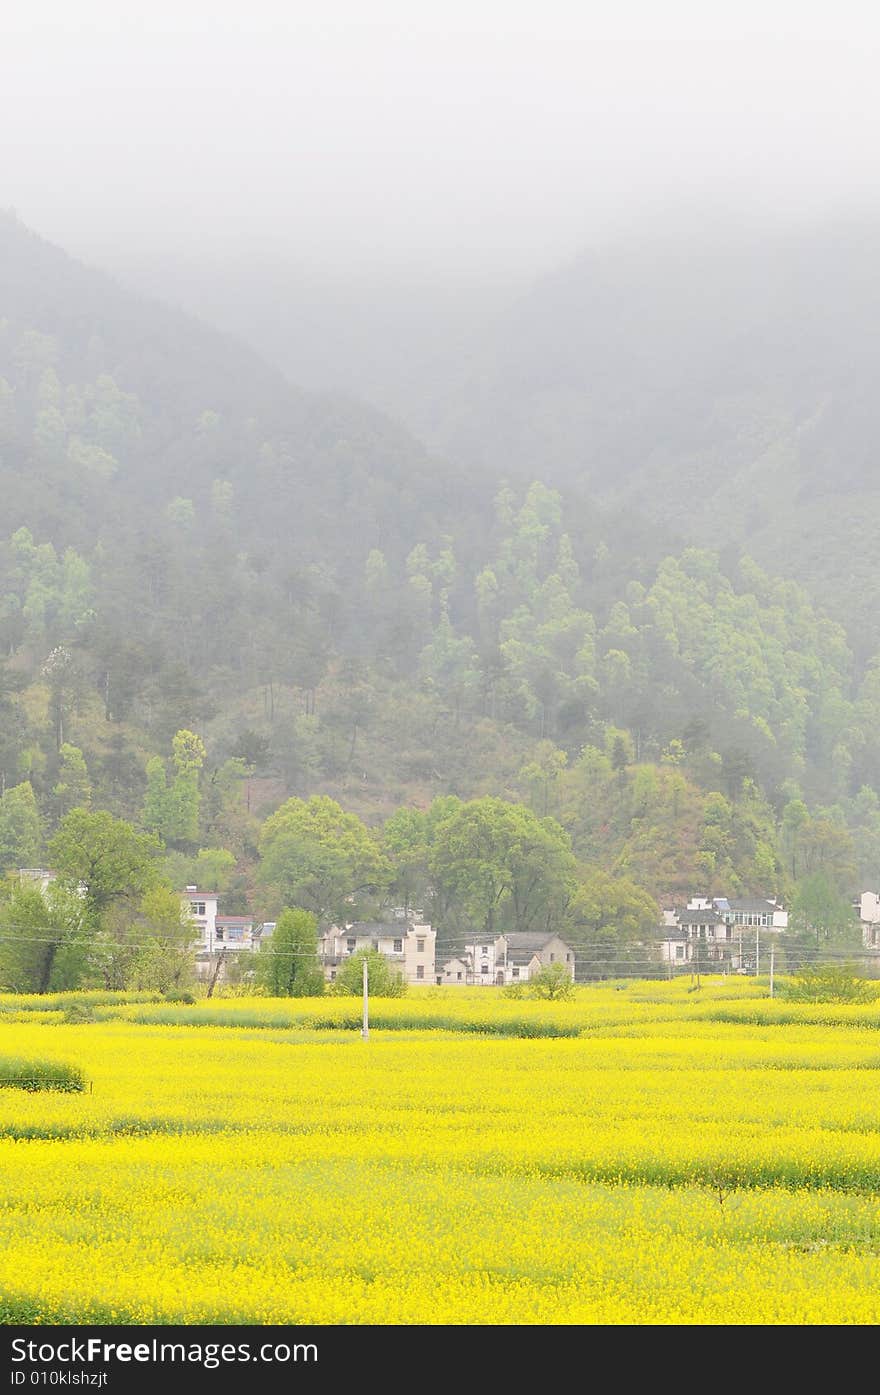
[1,978,880,1324]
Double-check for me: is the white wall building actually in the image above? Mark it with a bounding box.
[438,932,575,985]
[319,921,436,985]
[182,888,259,981]
[182,886,220,953]
[658,894,789,971]
[856,892,880,950]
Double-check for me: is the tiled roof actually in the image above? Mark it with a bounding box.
[502,932,566,951]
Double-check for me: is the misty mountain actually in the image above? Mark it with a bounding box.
[402,224,880,654]
[122,224,880,655]
[106,250,517,426]
[4,212,880,902]
[0,212,482,576]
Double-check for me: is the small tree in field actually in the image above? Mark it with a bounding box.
[257,908,324,997]
[333,948,406,997]
[528,962,575,1000]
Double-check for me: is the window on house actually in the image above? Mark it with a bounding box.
[549,953,555,962]
[191,902,205,916]
[456,972,462,981]
[566,953,571,962]
[215,929,224,941]
[416,938,425,953]
[393,939,403,953]
[347,938,356,952]
[512,967,520,979]
[416,966,424,980]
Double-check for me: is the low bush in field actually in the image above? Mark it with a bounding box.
[0,990,162,1015]
[779,965,879,1004]
[0,1057,86,1092]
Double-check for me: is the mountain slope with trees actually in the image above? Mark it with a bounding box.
[380,222,880,657]
[0,214,875,972]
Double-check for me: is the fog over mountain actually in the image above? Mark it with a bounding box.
[3,5,880,925]
[5,2,880,275]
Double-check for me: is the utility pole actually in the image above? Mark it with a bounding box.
[206,949,226,1000]
[756,923,760,978]
[362,955,369,1041]
[769,943,775,998]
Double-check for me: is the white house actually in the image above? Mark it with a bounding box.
[437,931,575,985]
[213,915,257,950]
[319,920,436,985]
[437,956,470,985]
[713,896,788,931]
[657,894,788,971]
[457,938,504,985]
[182,886,220,953]
[855,892,880,951]
[181,887,261,979]
[669,906,732,964]
[501,932,575,982]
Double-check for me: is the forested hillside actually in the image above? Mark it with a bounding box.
[391,223,880,657]
[0,212,877,953]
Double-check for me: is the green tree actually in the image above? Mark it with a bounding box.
[430,797,577,938]
[192,847,236,891]
[257,908,324,997]
[383,808,431,916]
[786,872,861,968]
[142,756,169,836]
[124,886,197,993]
[166,729,206,845]
[258,796,391,922]
[0,880,92,993]
[47,809,161,920]
[51,743,91,824]
[332,947,406,997]
[567,871,660,979]
[141,731,206,847]
[0,783,42,872]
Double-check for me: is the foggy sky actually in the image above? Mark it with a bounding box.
[4,1,880,277]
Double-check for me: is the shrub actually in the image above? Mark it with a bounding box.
[528,963,575,1001]
[0,1057,86,1091]
[62,1005,97,1024]
[332,949,406,998]
[502,981,527,999]
[779,963,878,1004]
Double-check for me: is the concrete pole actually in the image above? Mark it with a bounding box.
[362,956,369,1041]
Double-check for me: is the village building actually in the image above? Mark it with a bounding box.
[181,886,262,979]
[436,931,575,985]
[855,892,880,951]
[319,920,436,986]
[657,893,788,971]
